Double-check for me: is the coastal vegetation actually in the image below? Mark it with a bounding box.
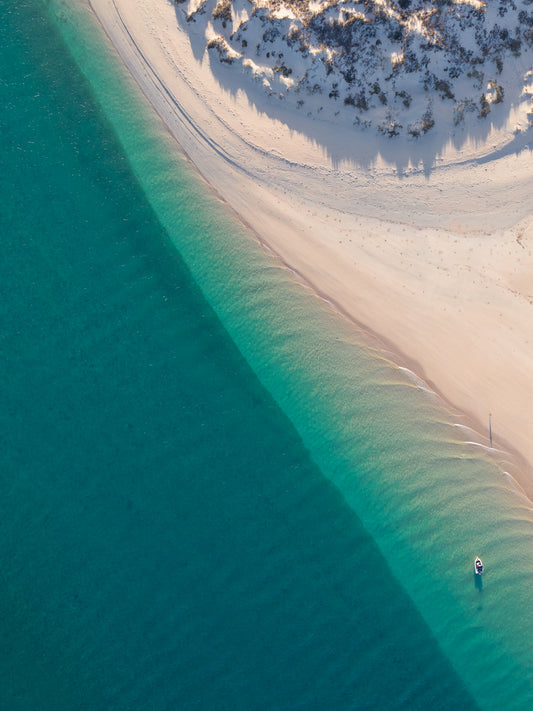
[178,0,533,135]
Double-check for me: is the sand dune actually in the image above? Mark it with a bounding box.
[88,0,533,492]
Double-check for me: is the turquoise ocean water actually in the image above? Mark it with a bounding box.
[1,0,533,708]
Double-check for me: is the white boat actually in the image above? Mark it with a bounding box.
[474,557,483,575]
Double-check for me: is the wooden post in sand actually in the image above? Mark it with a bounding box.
[489,413,492,448]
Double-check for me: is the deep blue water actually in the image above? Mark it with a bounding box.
[1,0,532,708]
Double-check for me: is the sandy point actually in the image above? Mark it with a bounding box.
[87,0,533,495]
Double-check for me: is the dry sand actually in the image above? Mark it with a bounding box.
[87,0,533,491]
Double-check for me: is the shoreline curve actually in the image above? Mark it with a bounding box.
[84,0,533,495]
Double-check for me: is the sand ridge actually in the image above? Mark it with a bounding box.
[87,0,533,490]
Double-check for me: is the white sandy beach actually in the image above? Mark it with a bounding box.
[87,0,533,491]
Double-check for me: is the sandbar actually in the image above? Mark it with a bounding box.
[87,0,533,493]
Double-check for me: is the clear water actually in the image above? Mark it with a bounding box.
[1,0,532,708]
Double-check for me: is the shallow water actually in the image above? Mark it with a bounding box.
[1,0,532,708]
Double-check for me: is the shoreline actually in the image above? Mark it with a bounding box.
[85,0,533,495]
